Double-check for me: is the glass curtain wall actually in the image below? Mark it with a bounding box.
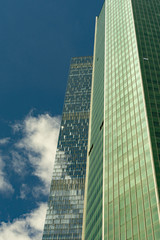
[42,56,92,240]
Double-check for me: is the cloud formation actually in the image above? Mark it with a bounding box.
[19,184,30,200]
[0,203,47,240]
[0,155,14,194]
[11,151,27,176]
[0,138,10,145]
[13,113,60,189]
[0,113,60,238]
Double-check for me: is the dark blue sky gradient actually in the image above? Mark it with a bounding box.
[0,0,103,121]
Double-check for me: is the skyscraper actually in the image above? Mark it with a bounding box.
[42,56,92,240]
[83,0,160,239]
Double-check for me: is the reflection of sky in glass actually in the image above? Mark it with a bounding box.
[42,56,92,239]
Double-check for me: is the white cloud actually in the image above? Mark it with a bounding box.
[13,113,60,190]
[0,203,47,240]
[0,138,10,145]
[0,155,14,194]
[11,151,27,176]
[0,113,60,238]
[19,184,30,200]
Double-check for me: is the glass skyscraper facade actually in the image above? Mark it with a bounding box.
[42,56,92,240]
[83,0,160,239]
[82,4,105,240]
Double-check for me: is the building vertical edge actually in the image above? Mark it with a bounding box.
[82,17,98,240]
[102,0,106,239]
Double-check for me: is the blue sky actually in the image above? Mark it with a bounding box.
[0,0,104,239]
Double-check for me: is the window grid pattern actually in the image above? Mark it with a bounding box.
[131,0,160,200]
[84,4,105,240]
[104,0,160,239]
[42,56,92,240]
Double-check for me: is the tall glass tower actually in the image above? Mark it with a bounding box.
[83,0,160,239]
[42,56,92,240]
